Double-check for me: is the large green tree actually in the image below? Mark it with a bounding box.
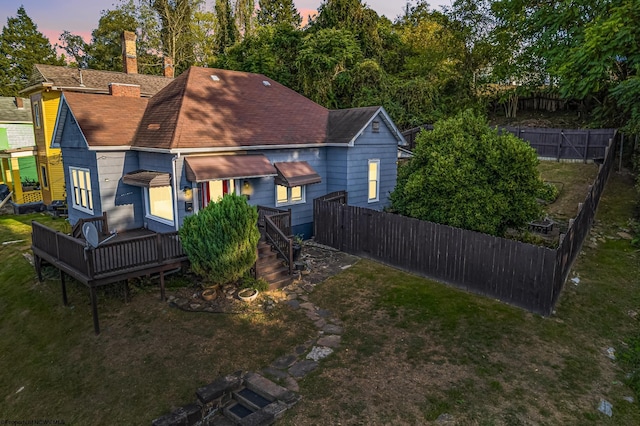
[214,0,238,54]
[60,1,162,74]
[153,0,201,74]
[256,0,301,28]
[390,110,544,236]
[217,24,302,88]
[296,28,362,107]
[0,6,62,96]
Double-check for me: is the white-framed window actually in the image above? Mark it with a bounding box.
[275,185,305,206]
[69,166,93,213]
[144,185,174,225]
[368,159,380,203]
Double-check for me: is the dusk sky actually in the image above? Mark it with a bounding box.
[1,1,452,47]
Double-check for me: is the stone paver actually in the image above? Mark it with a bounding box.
[317,335,341,348]
[306,346,334,361]
[288,360,319,378]
[323,324,343,335]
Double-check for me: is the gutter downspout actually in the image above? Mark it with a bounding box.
[172,153,180,231]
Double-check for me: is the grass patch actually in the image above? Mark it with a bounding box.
[0,214,315,424]
[284,169,640,425]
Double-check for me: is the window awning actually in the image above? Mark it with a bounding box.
[122,170,171,187]
[184,154,277,182]
[274,161,322,187]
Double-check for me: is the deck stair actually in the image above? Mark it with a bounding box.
[256,239,291,290]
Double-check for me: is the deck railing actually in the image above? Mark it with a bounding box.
[32,221,89,276]
[32,221,186,281]
[264,215,294,276]
[71,212,109,239]
[257,206,293,275]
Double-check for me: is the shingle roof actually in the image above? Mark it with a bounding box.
[133,67,330,149]
[327,106,381,144]
[62,92,148,147]
[0,97,32,122]
[31,64,172,97]
[58,67,397,151]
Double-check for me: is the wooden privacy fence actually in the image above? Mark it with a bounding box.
[402,125,616,162]
[313,135,617,315]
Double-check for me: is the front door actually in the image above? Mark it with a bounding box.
[199,179,236,207]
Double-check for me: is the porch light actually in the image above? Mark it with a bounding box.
[183,186,193,212]
[241,180,252,199]
[183,186,193,201]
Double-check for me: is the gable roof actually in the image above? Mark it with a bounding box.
[26,64,172,97]
[134,67,330,150]
[0,97,32,122]
[59,92,149,147]
[328,106,407,146]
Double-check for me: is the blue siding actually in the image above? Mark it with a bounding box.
[138,152,180,233]
[345,113,398,210]
[97,151,143,232]
[326,146,348,194]
[59,111,100,225]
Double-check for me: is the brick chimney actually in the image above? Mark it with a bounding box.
[163,56,174,78]
[14,97,24,109]
[109,83,141,97]
[121,30,138,74]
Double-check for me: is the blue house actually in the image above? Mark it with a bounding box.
[52,67,406,237]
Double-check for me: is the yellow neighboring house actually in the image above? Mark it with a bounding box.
[0,97,40,205]
[20,31,174,206]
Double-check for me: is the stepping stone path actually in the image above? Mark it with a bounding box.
[153,242,358,425]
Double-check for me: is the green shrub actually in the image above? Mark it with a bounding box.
[390,110,545,236]
[537,182,560,203]
[179,194,260,285]
[240,274,269,292]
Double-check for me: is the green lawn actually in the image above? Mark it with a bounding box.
[2,166,639,424]
[283,171,640,424]
[0,214,315,424]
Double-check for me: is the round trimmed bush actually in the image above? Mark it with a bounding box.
[179,194,260,285]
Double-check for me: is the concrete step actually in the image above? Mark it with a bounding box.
[233,387,273,412]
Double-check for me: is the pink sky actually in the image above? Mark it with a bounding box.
[1,1,451,47]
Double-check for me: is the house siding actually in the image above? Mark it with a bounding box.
[345,113,398,210]
[97,151,143,232]
[326,146,348,194]
[32,91,65,204]
[261,149,327,237]
[136,152,179,233]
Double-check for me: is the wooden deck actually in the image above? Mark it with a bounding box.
[31,220,188,334]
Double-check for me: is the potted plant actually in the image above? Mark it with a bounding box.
[292,234,304,261]
[237,275,268,302]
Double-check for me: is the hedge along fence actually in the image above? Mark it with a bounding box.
[402,125,616,162]
[314,135,618,315]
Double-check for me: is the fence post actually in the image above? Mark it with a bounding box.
[584,131,590,163]
[556,131,562,161]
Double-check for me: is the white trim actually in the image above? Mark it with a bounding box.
[53,94,90,149]
[143,186,175,227]
[368,159,380,203]
[275,184,306,207]
[344,107,408,147]
[69,166,94,214]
